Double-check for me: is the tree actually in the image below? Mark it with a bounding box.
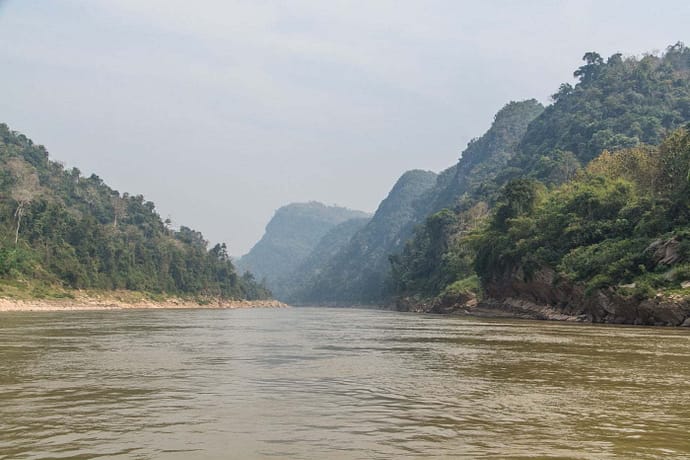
[111,193,127,228]
[551,83,573,102]
[210,243,229,262]
[492,179,542,231]
[7,158,40,244]
[574,51,604,83]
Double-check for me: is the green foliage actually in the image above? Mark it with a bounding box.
[391,203,488,298]
[0,245,37,277]
[491,178,544,232]
[476,126,690,299]
[560,239,650,291]
[389,43,690,305]
[515,43,690,176]
[440,275,480,298]
[287,100,544,304]
[390,209,459,296]
[0,123,270,300]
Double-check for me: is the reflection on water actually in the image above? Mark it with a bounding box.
[0,308,689,459]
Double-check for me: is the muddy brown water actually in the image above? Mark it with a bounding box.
[1,307,688,459]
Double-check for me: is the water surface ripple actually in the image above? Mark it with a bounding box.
[1,307,689,459]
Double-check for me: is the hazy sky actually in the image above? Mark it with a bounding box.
[1,1,689,255]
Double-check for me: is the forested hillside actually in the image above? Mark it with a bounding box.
[289,100,543,304]
[237,202,370,299]
[474,127,690,324]
[516,43,690,176]
[0,124,270,300]
[390,43,690,324]
[235,42,690,320]
[421,99,545,214]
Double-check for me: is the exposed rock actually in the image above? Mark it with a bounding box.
[472,297,584,321]
[393,291,477,314]
[482,266,690,326]
[430,291,477,314]
[393,296,434,313]
[645,237,683,266]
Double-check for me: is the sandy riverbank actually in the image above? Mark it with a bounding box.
[0,295,288,312]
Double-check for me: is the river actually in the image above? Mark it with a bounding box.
[1,307,688,459]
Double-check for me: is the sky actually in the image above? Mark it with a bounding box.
[1,1,689,255]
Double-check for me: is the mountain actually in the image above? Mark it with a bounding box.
[289,100,543,304]
[237,202,370,298]
[0,123,270,300]
[387,100,545,302]
[417,99,545,217]
[293,170,438,303]
[391,43,690,324]
[279,216,371,302]
[293,43,690,315]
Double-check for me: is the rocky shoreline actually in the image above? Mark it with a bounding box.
[0,295,288,312]
[480,266,690,327]
[471,295,690,327]
[394,296,690,326]
[392,266,690,327]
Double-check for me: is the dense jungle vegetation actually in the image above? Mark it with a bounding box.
[475,128,690,298]
[0,124,270,300]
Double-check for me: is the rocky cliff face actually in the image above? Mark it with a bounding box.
[481,266,690,326]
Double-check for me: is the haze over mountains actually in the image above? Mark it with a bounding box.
[7,2,690,256]
[287,169,439,303]
[248,99,544,303]
[245,44,690,325]
[4,34,690,325]
[237,202,371,299]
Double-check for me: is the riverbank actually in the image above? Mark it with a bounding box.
[392,293,690,327]
[0,291,288,312]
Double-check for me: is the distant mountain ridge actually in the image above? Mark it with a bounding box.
[244,43,690,314]
[278,216,371,302]
[285,100,543,304]
[422,100,545,214]
[289,170,438,303]
[237,202,371,298]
